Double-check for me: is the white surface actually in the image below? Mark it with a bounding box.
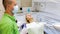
[0,0,5,20]
[27,22,44,34]
[53,23,60,31]
[19,22,44,34]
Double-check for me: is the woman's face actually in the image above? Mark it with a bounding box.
[26,14,32,20]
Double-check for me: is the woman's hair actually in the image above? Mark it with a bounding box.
[26,14,33,24]
[26,18,30,23]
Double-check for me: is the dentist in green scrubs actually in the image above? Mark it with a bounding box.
[0,0,19,34]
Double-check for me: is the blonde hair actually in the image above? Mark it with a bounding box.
[26,14,33,24]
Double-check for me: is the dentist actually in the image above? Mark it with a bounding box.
[0,0,19,34]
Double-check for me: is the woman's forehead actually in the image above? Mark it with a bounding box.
[26,14,31,17]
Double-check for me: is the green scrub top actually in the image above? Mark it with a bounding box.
[0,13,19,34]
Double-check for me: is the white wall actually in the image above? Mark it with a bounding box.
[44,2,60,20]
[33,0,60,21]
[0,0,5,20]
[16,0,60,22]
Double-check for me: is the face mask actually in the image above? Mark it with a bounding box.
[12,5,19,14]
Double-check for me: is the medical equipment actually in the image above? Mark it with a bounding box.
[27,8,30,13]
